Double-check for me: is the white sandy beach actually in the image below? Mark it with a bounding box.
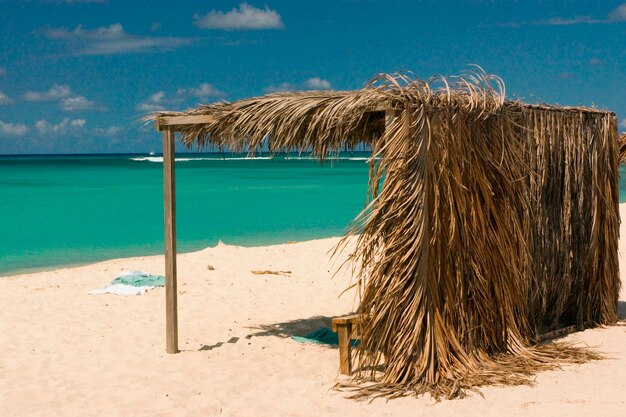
[1,207,626,417]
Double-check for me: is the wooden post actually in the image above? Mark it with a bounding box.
[332,314,360,375]
[385,108,401,127]
[337,323,353,375]
[162,128,178,354]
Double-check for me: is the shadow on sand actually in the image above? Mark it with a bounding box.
[197,304,626,352]
[198,315,340,352]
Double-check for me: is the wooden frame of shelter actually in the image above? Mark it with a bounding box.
[154,109,399,354]
[152,70,620,398]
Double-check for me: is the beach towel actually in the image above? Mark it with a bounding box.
[118,270,151,277]
[291,327,359,347]
[88,270,165,296]
[88,284,155,296]
[111,272,165,287]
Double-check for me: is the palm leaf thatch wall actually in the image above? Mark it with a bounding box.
[154,70,620,398]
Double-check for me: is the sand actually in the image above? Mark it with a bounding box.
[1,208,626,417]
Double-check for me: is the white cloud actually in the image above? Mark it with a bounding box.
[92,126,121,136]
[60,96,105,112]
[194,3,284,30]
[35,118,86,135]
[0,91,13,105]
[608,4,626,22]
[24,85,72,102]
[498,3,626,27]
[43,23,194,55]
[589,58,603,66]
[304,77,331,90]
[263,82,294,93]
[137,91,167,112]
[619,119,626,129]
[177,83,225,100]
[556,72,575,80]
[542,17,594,25]
[264,77,332,93]
[23,86,104,111]
[538,14,606,25]
[35,119,68,134]
[539,3,626,25]
[0,120,28,136]
[45,23,124,40]
[83,37,193,55]
[137,83,225,112]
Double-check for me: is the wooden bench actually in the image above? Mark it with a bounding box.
[331,314,360,375]
[331,314,590,376]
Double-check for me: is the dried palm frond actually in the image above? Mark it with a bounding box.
[341,81,619,398]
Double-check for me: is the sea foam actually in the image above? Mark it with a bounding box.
[130,156,273,162]
[129,156,372,163]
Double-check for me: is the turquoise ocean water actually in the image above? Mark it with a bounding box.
[1,154,625,277]
[0,153,371,276]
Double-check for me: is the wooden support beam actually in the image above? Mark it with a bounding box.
[385,109,401,126]
[364,106,403,115]
[538,322,593,342]
[156,107,401,131]
[157,115,216,131]
[162,128,179,354]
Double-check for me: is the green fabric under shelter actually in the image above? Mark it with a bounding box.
[111,274,165,287]
[292,327,359,347]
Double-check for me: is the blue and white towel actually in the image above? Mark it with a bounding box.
[89,270,165,296]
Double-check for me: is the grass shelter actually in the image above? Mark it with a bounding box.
[152,69,621,399]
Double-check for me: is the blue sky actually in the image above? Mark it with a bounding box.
[0,0,625,154]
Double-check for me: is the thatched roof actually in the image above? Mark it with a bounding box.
[152,70,620,399]
[154,70,612,157]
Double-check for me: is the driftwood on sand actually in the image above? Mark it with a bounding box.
[251,270,292,277]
